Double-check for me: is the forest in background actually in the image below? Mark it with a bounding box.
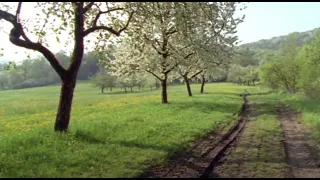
[1,27,319,95]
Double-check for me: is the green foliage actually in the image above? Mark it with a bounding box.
[227,64,258,86]
[296,30,320,99]
[91,70,117,93]
[259,35,301,93]
[259,61,279,90]
[256,29,320,99]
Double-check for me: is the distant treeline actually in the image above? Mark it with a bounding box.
[0,51,100,90]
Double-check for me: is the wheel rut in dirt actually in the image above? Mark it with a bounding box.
[139,93,251,178]
[277,105,320,178]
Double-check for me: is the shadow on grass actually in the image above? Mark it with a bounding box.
[74,130,181,153]
[74,130,105,144]
[112,140,181,153]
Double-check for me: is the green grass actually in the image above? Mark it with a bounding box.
[215,93,287,178]
[0,82,262,178]
[247,90,320,141]
[274,93,320,141]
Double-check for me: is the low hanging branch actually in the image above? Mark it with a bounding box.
[1,3,66,77]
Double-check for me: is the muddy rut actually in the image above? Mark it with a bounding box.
[277,106,320,178]
[140,94,251,178]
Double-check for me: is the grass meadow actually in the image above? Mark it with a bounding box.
[1,82,319,177]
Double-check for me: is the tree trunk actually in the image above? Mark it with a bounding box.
[54,4,84,132]
[101,87,104,93]
[124,87,127,93]
[130,86,133,92]
[183,75,192,97]
[150,87,153,92]
[200,75,205,94]
[54,78,76,132]
[161,75,168,104]
[110,87,112,91]
[138,85,141,90]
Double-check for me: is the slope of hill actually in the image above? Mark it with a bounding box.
[239,27,320,51]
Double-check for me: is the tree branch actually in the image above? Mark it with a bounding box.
[188,70,203,80]
[165,29,177,37]
[84,2,95,13]
[154,39,162,48]
[184,52,195,59]
[213,22,225,36]
[84,26,119,37]
[84,9,133,37]
[178,44,192,52]
[10,38,66,77]
[146,69,162,80]
[152,43,163,55]
[0,9,16,24]
[13,2,31,43]
[165,63,178,74]
[91,7,125,29]
[0,7,66,77]
[16,2,22,16]
[144,34,163,55]
[117,11,134,34]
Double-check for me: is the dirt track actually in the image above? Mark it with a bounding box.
[277,106,320,178]
[140,96,320,178]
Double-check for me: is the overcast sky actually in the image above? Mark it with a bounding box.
[1,2,320,62]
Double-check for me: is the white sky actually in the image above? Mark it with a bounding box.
[1,2,320,62]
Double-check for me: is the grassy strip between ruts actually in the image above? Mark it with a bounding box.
[214,93,287,178]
